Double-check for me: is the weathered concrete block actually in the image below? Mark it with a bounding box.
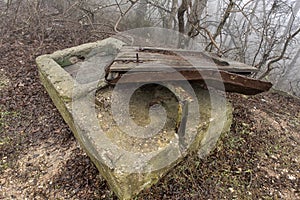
[36,37,232,199]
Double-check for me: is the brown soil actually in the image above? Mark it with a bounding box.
[0,6,299,200]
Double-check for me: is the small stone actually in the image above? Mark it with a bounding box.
[282,168,288,173]
[0,178,6,185]
[242,123,248,127]
[287,174,296,180]
[270,155,278,160]
[157,140,163,147]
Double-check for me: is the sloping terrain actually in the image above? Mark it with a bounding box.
[0,23,299,200]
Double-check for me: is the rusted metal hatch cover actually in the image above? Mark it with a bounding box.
[106,46,272,95]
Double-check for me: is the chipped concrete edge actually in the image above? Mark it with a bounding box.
[35,37,131,199]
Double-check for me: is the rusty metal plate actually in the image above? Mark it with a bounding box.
[109,46,257,74]
[105,46,272,95]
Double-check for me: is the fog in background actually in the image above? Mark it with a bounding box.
[1,0,299,96]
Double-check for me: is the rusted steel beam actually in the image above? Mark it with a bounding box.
[107,70,272,95]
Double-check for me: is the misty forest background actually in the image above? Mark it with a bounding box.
[1,0,300,97]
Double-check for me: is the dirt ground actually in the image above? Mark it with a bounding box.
[0,10,299,200]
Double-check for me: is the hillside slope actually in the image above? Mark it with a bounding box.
[0,31,299,200]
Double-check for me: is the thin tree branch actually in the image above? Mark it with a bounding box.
[114,0,138,32]
[205,0,235,51]
[258,26,300,79]
[145,0,171,13]
[192,24,222,53]
[178,0,189,34]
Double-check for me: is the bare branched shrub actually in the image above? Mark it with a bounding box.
[0,0,122,43]
[1,0,299,96]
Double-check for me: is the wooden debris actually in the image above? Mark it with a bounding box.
[105,46,272,95]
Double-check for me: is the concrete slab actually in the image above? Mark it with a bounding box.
[36,37,232,199]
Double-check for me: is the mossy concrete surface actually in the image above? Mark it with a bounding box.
[36,37,233,199]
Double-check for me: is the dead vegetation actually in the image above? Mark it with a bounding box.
[0,1,299,199]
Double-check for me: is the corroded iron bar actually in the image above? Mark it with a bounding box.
[107,70,272,95]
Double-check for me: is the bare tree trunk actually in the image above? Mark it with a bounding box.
[252,0,272,67]
[206,0,235,51]
[242,0,260,62]
[178,0,189,34]
[177,0,189,48]
[275,47,300,95]
[186,0,208,37]
[283,1,300,36]
[281,47,300,79]
[166,0,178,29]
[135,0,148,27]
